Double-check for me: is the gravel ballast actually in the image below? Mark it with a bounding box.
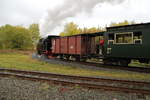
[0,77,150,100]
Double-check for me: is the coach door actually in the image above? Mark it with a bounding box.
[107,33,114,55]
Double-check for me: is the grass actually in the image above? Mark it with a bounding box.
[0,51,150,81]
[129,60,150,67]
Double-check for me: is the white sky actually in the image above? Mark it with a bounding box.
[0,0,150,36]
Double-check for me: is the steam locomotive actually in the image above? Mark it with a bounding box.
[37,22,150,66]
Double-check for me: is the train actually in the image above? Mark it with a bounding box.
[37,22,150,66]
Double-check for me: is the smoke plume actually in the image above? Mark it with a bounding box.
[40,0,125,36]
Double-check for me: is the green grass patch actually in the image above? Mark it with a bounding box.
[129,60,150,67]
[0,52,150,81]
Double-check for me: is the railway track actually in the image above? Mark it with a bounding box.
[0,68,150,94]
[33,54,150,74]
[79,61,150,73]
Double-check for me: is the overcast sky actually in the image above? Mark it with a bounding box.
[1,0,150,36]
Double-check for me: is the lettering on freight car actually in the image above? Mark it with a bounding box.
[70,45,74,49]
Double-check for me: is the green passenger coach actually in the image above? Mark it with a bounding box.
[102,23,150,66]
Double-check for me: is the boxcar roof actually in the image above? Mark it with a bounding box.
[47,35,60,38]
[60,31,105,38]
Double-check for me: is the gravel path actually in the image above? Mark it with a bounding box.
[0,77,150,100]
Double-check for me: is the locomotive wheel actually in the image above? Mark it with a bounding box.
[41,54,48,59]
[37,50,41,55]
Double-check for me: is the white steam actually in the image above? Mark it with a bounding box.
[40,0,125,36]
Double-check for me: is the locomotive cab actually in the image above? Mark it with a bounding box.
[37,35,59,56]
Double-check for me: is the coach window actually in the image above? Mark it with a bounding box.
[115,32,133,44]
[108,34,114,45]
[133,32,142,44]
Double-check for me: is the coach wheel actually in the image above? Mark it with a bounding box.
[139,59,149,63]
[119,60,130,67]
[103,59,112,65]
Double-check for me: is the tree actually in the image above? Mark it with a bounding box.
[60,22,81,36]
[59,22,105,36]
[12,26,33,49]
[28,24,40,46]
[110,20,136,27]
[0,25,33,49]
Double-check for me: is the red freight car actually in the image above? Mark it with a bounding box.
[52,34,96,59]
